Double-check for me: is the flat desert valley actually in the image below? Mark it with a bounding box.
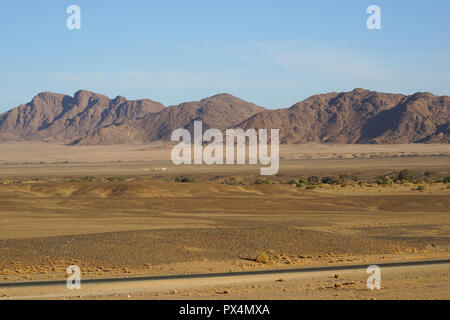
[0,143,449,300]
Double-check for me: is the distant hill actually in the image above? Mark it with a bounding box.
[75,93,265,145]
[0,90,164,143]
[238,89,449,144]
[0,89,448,145]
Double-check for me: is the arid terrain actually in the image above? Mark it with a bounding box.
[1,89,448,145]
[0,143,449,299]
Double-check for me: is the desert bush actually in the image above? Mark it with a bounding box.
[254,178,272,185]
[175,176,196,183]
[255,252,270,264]
[307,176,320,184]
[321,176,340,185]
[395,169,414,182]
[107,176,125,182]
[254,179,265,185]
[443,176,450,184]
[415,185,426,192]
[81,176,94,182]
[225,177,240,185]
[424,171,435,178]
[376,175,393,186]
[338,174,350,183]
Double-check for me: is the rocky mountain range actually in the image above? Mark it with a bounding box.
[0,90,164,143]
[238,89,449,144]
[0,89,448,145]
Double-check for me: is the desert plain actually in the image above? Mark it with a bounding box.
[0,143,449,300]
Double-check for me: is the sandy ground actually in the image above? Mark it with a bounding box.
[0,142,449,164]
[95,263,450,300]
[2,262,448,300]
[0,143,448,299]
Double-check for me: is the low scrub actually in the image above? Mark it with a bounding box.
[174,176,196,183]
[255,252,270,264]
[107,176,125,182]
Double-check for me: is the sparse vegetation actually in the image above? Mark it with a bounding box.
[321,176,340,185]
[395,169,414,183]
[223,177,246,185]
[376,175,393,186]
[424,171,435,178]
[107,176,125,182]
[175,176,196,183]
[307,176,320,185]
[254,178,272,185]
[255,252,270,264]
[415,185,426,192]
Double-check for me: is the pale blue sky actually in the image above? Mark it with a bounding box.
[0,0,449,111]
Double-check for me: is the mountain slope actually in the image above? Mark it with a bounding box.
[0,89,448,145]
[238,89,449,144]
[75,93,265,145]
[0,90,164,143]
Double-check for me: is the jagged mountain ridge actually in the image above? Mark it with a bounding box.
[0,90,164,143]
[0,89,448,144]
[237,89,449,144]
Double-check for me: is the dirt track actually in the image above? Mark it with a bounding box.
[1,260,449,300]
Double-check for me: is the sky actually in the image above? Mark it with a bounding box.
[0,0,449,112]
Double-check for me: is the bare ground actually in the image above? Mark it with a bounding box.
[0,143,448,299]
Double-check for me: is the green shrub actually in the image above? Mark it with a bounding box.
[376,176,393,186]
[175,176,196,183]
[415,185,426,192]
[424,171,435,177]
[395,169,414,182]
[254,178,272,185]
[307,176,320,184]
[226,177,240,185]
[443,176,450,184]
[107,176,125,182]
[321,176,339,185]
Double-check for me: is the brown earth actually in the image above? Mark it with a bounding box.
[0,144,448,299]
